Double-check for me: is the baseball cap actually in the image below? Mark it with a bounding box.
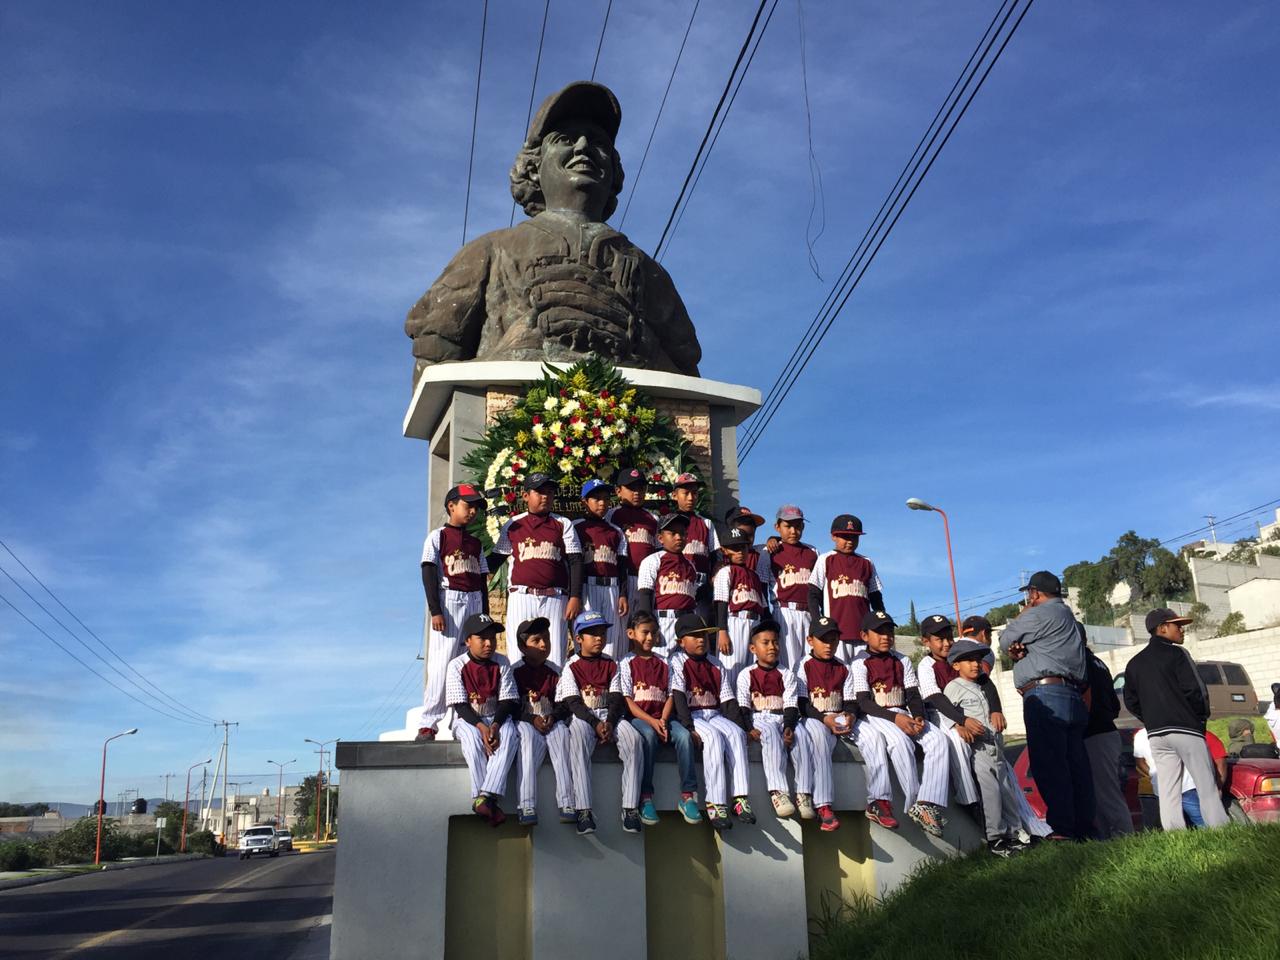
[724,506,766,527]
[961,615,992,636]
[809,616,841,641]
[920,614,954,637]
[1145,608,1193,634]
[673,472,703,488]
[831,514,866,536]
[613,466,648,488]
[461,612,503,638]
[573,610,612,634]
[445,483,487,510]
[946,638,989,665]
[776,504,805,522]
[674,612,717,638]
[581,478,614,500]
[657,512,690,532]
[861,610,896,633]
[1019,570,1062,596]
[750,618,782,639]
[523,472,559,492]
[720,528,753,549]
[527,81,622,143]
[516,617,551,643]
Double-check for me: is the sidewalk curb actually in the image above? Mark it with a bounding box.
[0,853,211,892]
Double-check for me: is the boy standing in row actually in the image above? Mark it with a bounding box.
[769,505,817,669]
[809,515,885,665]
[713,529,770,682]
[635,513,699,654]
[574,479,629,659]
[606,466,658,603]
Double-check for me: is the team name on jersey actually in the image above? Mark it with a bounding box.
[632,680,665,704]
[683,539,708,555]
[444,550,483,577]
[526,690,553,718]
[830,575,869,599]
[517,538,562,562]
[777,564,811,590]
[688,685,718,710]
[872,681,905,708]
[468,691,498,717]
[580,683,607,711]
[590,544,616,566]
[751,691,784,711]
[809,686,843,713]
[658,573,697,597]
[731,582,763,607]
[626,527,656,546]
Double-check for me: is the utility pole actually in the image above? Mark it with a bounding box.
[203,742,224,832]
[325,753,335,839]
[199,766,209,830]
[1205,515,1218,544]
[304,738,337,842]
[216,721,238,845]
[163,772,173,803]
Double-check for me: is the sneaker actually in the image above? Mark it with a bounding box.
[907,801,946,838]
[576,810,597,835]
[473,795,506,827]
[732,796,756,824]
[678,792,703,825]
[818,805,841,832]
[517,807,538,827]
[795,793,817,820]
[987,838,1016,858]
[621,808,642,833]
[707,803,732,831]
[865,799,899,830]
[639,798,660,826]
[770,791,797,818]
[413,727,436,743]
[558,806,577,824]
[1004,834,1030,852]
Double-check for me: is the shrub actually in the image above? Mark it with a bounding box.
[0,839,47,871]
[44,816,126,865]
[183,830,222,856]
[1217,611,1247,637]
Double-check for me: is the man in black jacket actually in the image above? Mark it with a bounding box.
[1122,608,1229,830]
[1082,641,1134,837]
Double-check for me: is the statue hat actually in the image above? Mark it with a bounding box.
[528,81,622,143]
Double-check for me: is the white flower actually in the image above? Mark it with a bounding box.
[502,465,515,478]
[532,423,545,440]
[558,457,574,473]
[570,420,586,435]
[600,425,613,440]
[587,444,601,456]
[608,441,622,454]
[550,420,563,435]
[619,402,629,413]
[591,418,602,428]
[486,515,500,543]
[616,422,627,435]
[562,399,580,415]
[485,447,512,488]
[571,447,584,458]
[543,396,558,411]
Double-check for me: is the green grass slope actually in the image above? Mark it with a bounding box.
[812,824,1280,960]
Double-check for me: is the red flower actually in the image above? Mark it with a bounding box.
[559,389,567,398]
[605,414,615,424]
[504,491,517,503]
[599,390,609,399]
[629,415,638,425]
[570,415,581,424]
[532,415,541,425]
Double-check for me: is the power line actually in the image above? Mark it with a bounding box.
[651,0,772,261]
[618,0,701,230]
[796,0,826,280]
[739,0,1034,461]
[357,658,420,739]
[509,0,553,227]
[590,0,613,81]
[460,0,489,246]
[0,538,216,724]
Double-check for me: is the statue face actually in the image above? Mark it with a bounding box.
[537,120,615,218]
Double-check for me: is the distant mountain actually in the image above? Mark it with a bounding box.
[24,798,171,818]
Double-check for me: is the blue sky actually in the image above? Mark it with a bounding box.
[2,0,1277,803]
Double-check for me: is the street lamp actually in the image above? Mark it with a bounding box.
[95,728,138,865]
[268,759,297,829]
[906,498,962,628]
[304,738,338,842]
[181,758,212,853]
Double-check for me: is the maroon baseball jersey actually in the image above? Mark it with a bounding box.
[770,541,818,606]
[801,656,850,714]
[568,655,619,713]
[744,664,785,712]
[930,657,958,691]
[858,652,908,709]
[423,524,487,593]
[637,550,698,611]
[713,563,768,615]
[680,655,725,711]
[679,511,716,576]
[623,654,670,718]
[496,512,579,589]
[460,657,503,716]
[575,517,625,579]
[607,504,658,570]
[813,551,883,640]
[514,659,560,721]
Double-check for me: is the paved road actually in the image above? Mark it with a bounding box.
[0,848,333,959]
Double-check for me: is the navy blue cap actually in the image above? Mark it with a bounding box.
[861,610,896,632]
[524,472,558,492]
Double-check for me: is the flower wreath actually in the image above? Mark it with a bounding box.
[460,356,710,546]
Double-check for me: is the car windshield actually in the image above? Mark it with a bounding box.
[245,827,274,837]
[1197,664,1222,685]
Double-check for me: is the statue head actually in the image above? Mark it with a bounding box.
[510,81,626,222]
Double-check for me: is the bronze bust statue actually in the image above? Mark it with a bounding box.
[405,81,702,386]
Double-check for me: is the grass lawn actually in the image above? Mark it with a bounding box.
[811,823,1280,960]
[1207,714,1274,747]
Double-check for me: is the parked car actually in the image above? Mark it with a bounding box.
[238,824,280,859]
[1007,731,1144,833]
[1223,753,1280,823]
[1113,659,1260,724]
[275,829,293,852]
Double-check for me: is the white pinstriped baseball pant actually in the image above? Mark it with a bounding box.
[690,710,749,805]
[775,604,810,670]
[653,611,691,657]
[452,717,518,799]
[505,590,569,667]
[567,716,643,811]
[582,580,626,658]
[801,717,888,808]
[753,714,814,795]
[939,722,980,806]
[860,713,950,808]
[419,590,483,732]
[719,614,754,685]
[517,720,575,811]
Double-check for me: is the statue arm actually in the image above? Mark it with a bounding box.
[404,239,493,365]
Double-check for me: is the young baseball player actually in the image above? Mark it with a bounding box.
[808,515,885,665]
[769,505,817,669]
[607,466,658,602]
[445,613,519,825]
[669,613,754,830]
[416,484,489,742]
[575,479,629,659]
[713,529,770,682]
[670,473,719,613]
[634,513,699,655]
[555,611,644,834]
[512,617,576,827]
[721,505,775,587]
[915,615,982,810]
[851,610,950,837]
[619,611,702,825]
[735,619,813,819]
[797,616,891,832]
[490,472,583,668]
[944,639,1025,856]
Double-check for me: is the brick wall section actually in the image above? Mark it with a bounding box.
[654,398,711,477]
[485,388,522,425]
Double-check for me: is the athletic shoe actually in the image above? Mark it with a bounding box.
[639,798,660,826]
[576,810,597,836]
[621,808,642,833]
[987,838,1016,858]
[1003,834,1030,852]
[678,792,703,825]
[707,804,732,831]
[472,795,496,823]
[865,799,899,830]
[732,796,756,824]
[817,805,841,832]
[558,806,577,824]
[770,791,796,818]
[795,793,817,820]
[517,807,538,827]
[908,801,946,838]
[413,727,436,743]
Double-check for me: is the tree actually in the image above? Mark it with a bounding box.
[1217,612,1246,637]
[153,800,185,849]
[1063,559,1116,624]
[1142,547,1193,602]
[906,600,921,636]
[293,775,339,837]
[985,603,1021,627]
[0,802,49,817]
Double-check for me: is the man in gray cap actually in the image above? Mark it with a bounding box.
[405,81,702,386]
[998,571,1094,839]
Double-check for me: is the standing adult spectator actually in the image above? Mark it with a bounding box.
[1122,608,1229,830]
[1266,683,1280,745]
[998,571,1094,840]
[1083,643,1135,837]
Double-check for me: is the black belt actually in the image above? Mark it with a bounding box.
[1017,675,1085,696]
[757,708,785,716]
[586,576,619,586]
